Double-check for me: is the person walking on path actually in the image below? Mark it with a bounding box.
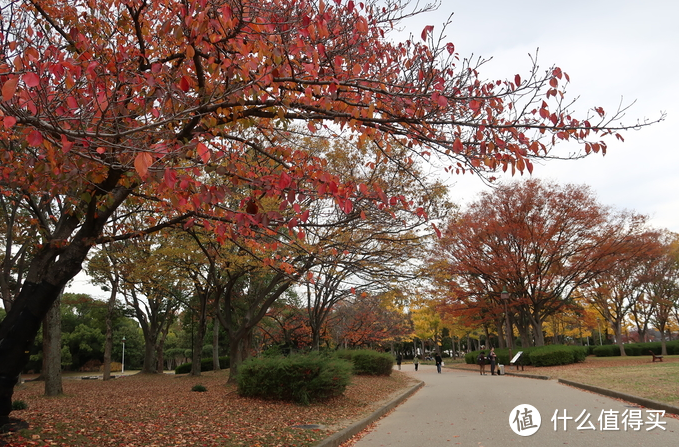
[396,353,402,370]
[477,351,486,375]
[413,355,419,371]
[488,347,497,375]
[434,353,442,373]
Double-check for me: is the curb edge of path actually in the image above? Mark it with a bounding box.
[558,378,679,416]
[314,380,425,447]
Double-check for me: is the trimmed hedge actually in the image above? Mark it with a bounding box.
[529,346,573,367]
[175,356,230,374]
[237,354,352,405]
[465,345,588,367]
[333,349,394,376]
[592,341,679,357]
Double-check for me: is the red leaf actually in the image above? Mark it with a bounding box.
[514,74,521,86]
[22,72,40,88]
[134,152,153,179]
[2,77,19,101]
[3,116,16,128]
[421,25,434,41]
[452,138,463,153]
[196,142,210,163]
[279,171,292,189]
[28,130,43,146]
[164,168,177,188]
[179,75,191,92]
[432,223,442,238]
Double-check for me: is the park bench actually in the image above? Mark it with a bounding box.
[649,350,663,362]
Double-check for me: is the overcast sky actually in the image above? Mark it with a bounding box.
[401,0,678,231]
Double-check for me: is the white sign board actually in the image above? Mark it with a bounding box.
[510,351,523,364]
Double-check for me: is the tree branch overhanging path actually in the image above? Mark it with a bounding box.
[0,0,663,425]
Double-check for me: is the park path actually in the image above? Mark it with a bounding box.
[351,364,679,447]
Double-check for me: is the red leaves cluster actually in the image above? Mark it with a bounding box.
[4,371,414,447]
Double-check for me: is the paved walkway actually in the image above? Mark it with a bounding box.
[351,365,679,447]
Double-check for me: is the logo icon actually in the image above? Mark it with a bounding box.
[509,404,541,436]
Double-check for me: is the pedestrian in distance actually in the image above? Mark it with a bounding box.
[434,353,443,373]
[414,355,419,371]
[488,347,498,375]
[477,351,487,375]
[396,353,402,370]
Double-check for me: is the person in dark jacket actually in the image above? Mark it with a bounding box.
[396,353,402,370]
[488,347,498,375]
[477,351,487,375]
[434,353,443,373]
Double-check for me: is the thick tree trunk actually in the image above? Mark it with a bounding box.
[141,335,158,374]
[212,317,220,371]
[0,280,64,425]
[227,328,254,383]
[614,320,626,356]
[42,293,63,396]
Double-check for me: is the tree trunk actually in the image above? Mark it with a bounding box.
[102,282,118,381]
[212,317,221,371]
[42,293,63,396]
[0,279,65,425]
[141,335,158,373]
[228,330,252,383]
[613,320,626,356]
[497,320,506,349]
[659,323,668,356]
[190,301,208,377]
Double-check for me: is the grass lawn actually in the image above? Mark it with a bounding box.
[3,369,417,447]
[449,355,679,407]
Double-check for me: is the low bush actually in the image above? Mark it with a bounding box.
[591,341,679,357]
[12,400,28,411]
[350,351,393,376]
[237,354,352,405]
[465,348,535,366]
[175,356,230,374]
[191,384,207,392]
[332,349,393,376]
[465,345,588,367]
[529,346,574,367]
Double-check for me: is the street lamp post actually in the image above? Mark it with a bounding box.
[501,287,512,364]
[122,336,126,374]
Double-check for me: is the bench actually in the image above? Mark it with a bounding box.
[649,350,663,362]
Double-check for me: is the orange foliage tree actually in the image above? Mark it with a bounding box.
[0,0,660,422]
[429,179,654,347]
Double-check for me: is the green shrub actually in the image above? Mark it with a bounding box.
[466,346,587,367]
[175,356,230,374]
[237,354,352,405]
[529,346,574,367]
[592,345,618,357]
[350,351,393,376]
[465,348,535,366]
[333,349,355,362]
[191,384,207,392]
[12,400,28,411]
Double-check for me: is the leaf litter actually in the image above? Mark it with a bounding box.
[3,370,415,447]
